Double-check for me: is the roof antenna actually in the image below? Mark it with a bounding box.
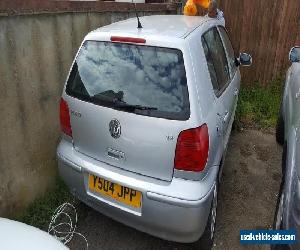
[132,0,143,29]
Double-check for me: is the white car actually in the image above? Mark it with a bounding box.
[0,218,68,250]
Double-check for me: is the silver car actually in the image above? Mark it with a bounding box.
[57,15,251,248]
[274,46,300,250]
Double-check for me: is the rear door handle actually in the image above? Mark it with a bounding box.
[296,88,300,99]
[223,111,229,124]
[234,88,239,96]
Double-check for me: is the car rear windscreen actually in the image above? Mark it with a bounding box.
[66,41,190,120]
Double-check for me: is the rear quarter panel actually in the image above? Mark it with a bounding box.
[185,20,228,173]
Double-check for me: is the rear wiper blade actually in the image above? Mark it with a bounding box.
[89,95,157,111]
[114,102,158,111]
[133,105,158,111]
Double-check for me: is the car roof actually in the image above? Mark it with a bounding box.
[93,15,212,39]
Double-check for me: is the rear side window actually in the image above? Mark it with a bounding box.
[202,27,230,93]
[66,41,190,120]
[201,36,219,91]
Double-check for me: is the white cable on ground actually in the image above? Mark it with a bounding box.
[48,203,89,250]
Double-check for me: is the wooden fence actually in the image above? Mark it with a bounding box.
[1,0,299,85]
[218,0,300,84]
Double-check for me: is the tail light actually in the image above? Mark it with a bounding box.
[174,124,209,172]
[59,98,72,137]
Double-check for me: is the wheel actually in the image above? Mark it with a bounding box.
[273,181,284,231]
[274,142,287,230]
[276,104,285,145]
[281,142,287,175]
[272,188,289,250]
[232,114,241,132]
[191,183,218,250]
[271,144,289,250]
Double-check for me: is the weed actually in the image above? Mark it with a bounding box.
[18,178,73,230]
[236,78,283,130]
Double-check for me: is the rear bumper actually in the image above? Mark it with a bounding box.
[57,139,217,243]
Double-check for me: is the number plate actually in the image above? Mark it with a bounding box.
[88,174,142,208]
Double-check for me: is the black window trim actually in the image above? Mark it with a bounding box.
[217,25,238,80]
[201,36,219,92]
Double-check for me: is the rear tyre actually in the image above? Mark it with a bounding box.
[271,184,289,250]
[271,144,289,250]
[192,183,218,250]
[273,179,284,230]
[276,104,285,145]
[281,142,287,175]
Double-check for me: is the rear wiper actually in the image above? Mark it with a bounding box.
[114,102,158,111]
[90,94,157,111]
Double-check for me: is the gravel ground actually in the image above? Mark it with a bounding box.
[68,129,282,250]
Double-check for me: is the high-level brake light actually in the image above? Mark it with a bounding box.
[110,36,146,44]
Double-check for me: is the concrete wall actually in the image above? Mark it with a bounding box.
[0,4,180,216]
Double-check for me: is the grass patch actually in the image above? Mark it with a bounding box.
[18,178,73,230]
[236,78,283,130]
